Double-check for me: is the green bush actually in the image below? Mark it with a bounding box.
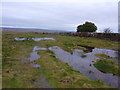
[77,21,97,32]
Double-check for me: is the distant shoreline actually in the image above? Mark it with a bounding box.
[1,27,74,33]
[2,30,53,33]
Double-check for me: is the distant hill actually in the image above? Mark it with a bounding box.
[1,27,74,32]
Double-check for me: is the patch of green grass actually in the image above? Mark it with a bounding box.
[62,72,68,77]
[64,43,76,47]
[94,54,113,59]
[2,33,42,88]
[46,49,54,54]
[93,59,120,76]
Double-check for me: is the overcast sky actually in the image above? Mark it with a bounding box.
[1,0,119,32]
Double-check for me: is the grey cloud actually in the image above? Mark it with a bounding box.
[2,2,118,32]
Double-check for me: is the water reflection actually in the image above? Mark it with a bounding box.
[49,46,119,87]
[22,46,47,68]
[15,37,55,42]
[15,38,27,40]
[32,38,55,42]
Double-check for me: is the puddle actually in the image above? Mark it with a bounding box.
[32,38,55,42]
[15,37,55,42]
[22,46,52,88]
[49,46,119,87]
[15,38,27,40]
[33,46,47,51]
[22,46,47,68]
[28,51,40,62]
[32,64,41,68]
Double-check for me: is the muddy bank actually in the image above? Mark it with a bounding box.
[77,44,95,53]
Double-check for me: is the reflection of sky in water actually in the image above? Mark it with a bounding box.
[32,38,55,42]
[15,38,27,40]
[49,46,119,87]
[15,37,55,42]
[32,64,41,68]
[23,46,48,68]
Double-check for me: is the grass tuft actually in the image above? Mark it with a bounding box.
[94,53,113,59]
[93,59,119,76]
[80,54,87,58]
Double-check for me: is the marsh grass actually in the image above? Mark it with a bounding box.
[93,59,120,76]
[94,54,113,59]
[2,31,118,88]
[81,54,87,58]
[2,33,41,88]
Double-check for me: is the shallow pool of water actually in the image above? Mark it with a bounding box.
[23,45,52,88]
[32,38,55,42]
[22,45,52,88]
[32,64,41,68]
[15,37,55,42]
[49,46,119,87]
[15,38,27,40]
[22,46,47,68]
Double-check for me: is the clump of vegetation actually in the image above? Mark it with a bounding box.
[77,21,97,32]
[94,53,113,59]
[64,43,76,47]
[62,72,68,77]
[80,54,87,58]
[93,59,120,76]
[46,49,54,55]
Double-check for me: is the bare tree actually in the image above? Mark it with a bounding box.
[103,28,113,33]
